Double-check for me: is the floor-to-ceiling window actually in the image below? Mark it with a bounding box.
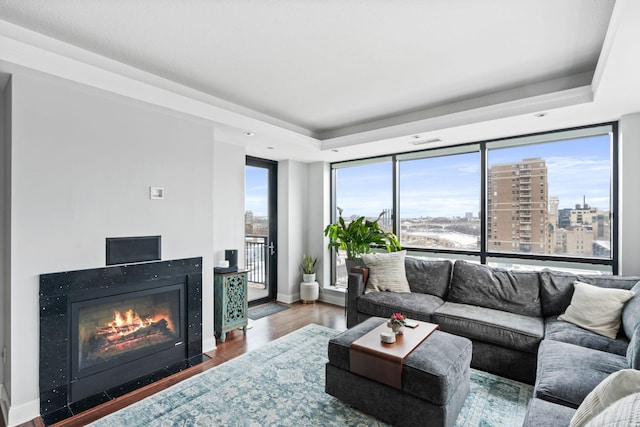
[331,158,393,287]
[398,146,481,252]
[485,125,614,272]
[328,123,616,284]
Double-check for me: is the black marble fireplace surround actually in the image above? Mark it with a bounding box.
[39,257,204,425]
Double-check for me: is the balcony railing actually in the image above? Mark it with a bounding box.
[245,235,268,286]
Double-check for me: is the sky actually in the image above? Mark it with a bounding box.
[245,166,269,217]
[246,134,611,220]
[336,134,611,219]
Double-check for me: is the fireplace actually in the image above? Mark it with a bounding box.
[39,258,203,425]
[69,282,186,401]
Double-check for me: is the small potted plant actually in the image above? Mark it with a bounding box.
[300,255,318,283]
[300,255,319,303]
[387,312,406,334]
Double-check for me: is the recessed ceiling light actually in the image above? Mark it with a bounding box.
[534,112,548,118]
[244,131,255,136]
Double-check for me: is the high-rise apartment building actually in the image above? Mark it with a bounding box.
[487,158,549,253]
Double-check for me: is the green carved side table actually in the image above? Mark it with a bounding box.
[214,270,248,342]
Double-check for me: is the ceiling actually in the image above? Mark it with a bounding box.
[1,0,639,163]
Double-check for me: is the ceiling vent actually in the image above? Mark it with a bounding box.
[410,137,442,146]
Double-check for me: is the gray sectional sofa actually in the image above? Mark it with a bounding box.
[346,257,640,425]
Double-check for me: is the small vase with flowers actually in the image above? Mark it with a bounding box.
[387,312,406,334]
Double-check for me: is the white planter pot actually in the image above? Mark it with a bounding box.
[302,273,316,283]
[300,280,319,303]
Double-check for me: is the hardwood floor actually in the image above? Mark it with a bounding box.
[3,302,346,427]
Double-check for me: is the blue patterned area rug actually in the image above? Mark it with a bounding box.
[88,325,532,426]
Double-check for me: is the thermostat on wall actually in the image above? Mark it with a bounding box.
[150,187,164,199]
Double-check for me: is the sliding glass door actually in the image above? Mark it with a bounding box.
[245,157,278,306]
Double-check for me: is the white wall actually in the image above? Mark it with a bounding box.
[0,76,8,396]
[212,141,246,268]
[306,162,330,288]
[3,70,215,426]
[277,160,308,303]
[306,161,345,305]
[211,140,246,348]
[1,77,11,423]
[619,113,640,275]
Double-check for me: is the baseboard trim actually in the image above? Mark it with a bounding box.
[276,288,345,306]
[202,336,217,353]
[0,385,40,427]
[319,291,346,307]
[276,292,298,304]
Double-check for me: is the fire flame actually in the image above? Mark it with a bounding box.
[105,308,174,338]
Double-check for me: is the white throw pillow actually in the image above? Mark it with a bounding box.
[558,281,634,339]
[362,250,410,293]
[585,392,640,427]
[570,369,640,427]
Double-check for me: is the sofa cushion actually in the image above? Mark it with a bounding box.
[357,291,444,323]
[557,281,634,339]
[448,260,541,317]
[328,316,382,372]
[404,257,452,299]
[539,271,579,317]
[535,340,628,409]
[623,286,640,368]
[544,316,628,356]
[570,369,640,427]
[584,392,640,426]
[522,398,576,427]
[362,250,410,293]
[402,330,472,405]
[433,302,544,353]
[539,270,639,317]
[623,281,640,338]
[626,323,640,369]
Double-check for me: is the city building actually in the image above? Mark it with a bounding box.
[487,158,549,254]
[546,197,611,256]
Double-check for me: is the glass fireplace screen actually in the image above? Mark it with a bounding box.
[75,287,181,372]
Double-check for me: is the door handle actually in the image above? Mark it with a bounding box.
[268,242,276,256]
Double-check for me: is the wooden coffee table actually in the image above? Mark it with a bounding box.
[349,320,439,388]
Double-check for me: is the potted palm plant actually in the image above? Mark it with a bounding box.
[324,207,402,272]
[300,255,319,303]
